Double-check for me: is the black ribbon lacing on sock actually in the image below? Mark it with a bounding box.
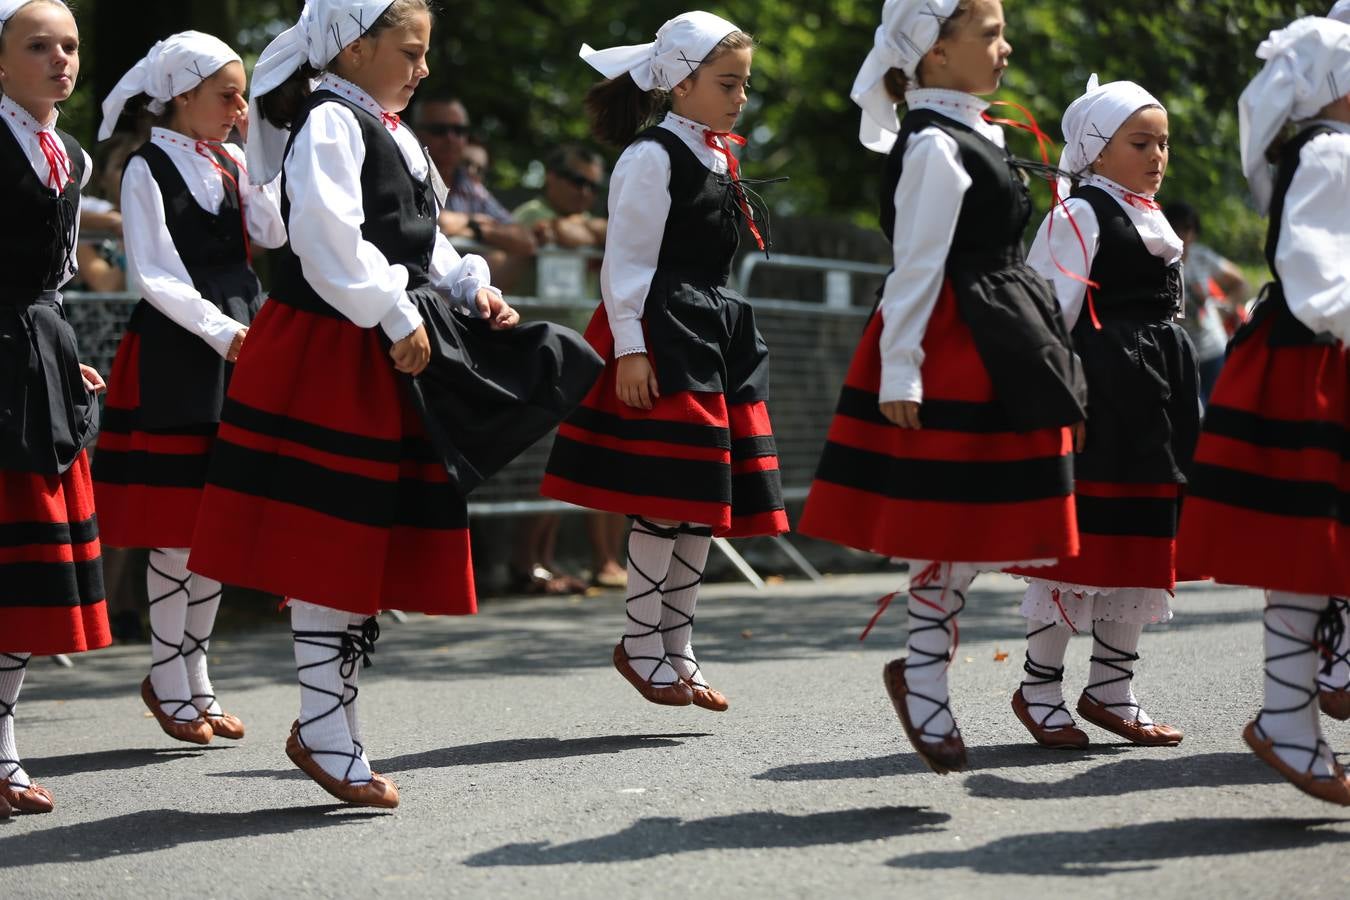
[1082,624,1147,725]
[292,628,373,785]
[622,517,681,688]
[147,552,200,724]
[340,618,379,757]
[1316,597,1348,685]
[183,583,224,715]
[658,524,714,690]
[1255,600,1336,779]
[0,652,30,784]
[1022,622,1073,729]
[906,568,967,744]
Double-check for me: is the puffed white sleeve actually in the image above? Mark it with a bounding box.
[283,104,422,342]
[224,142,287,250]
[1026,197,1100,331]
[598,140,672,356]
[79,149,93,189]
[121,155,247,358]
[877,129,971,404]
[1274,133,1350,344]
[428,230,499,316]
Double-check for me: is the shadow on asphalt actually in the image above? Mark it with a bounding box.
[963,750,1285,799]
[753,742,1135,781]
[886,817,1350,876]
[0,806,389,865]
[19,746,225,778]
[462,805,951,866]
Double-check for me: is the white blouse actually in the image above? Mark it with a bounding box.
[1026,173,1184,331]
[1274,121,1350,344]
[876,89,1006,405]
[0,94,93,292]
[122,128,287,358]
[600,111,735,357]
[283,73,496,342]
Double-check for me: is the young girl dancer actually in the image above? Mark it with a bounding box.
[539,11,790,712]
[0,0,108,816]
[799,0,1086,774]
[93,31,286,747]
[1007,78,1198,750]
[1178,16,1350,805]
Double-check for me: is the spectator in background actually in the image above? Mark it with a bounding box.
[1165,202,1251,407]
[413,97,534,289]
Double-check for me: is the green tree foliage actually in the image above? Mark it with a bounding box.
[62,0,1323,263]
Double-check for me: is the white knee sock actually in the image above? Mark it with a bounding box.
[342,614,379,770]
[291,600,371,784]
[1317,597,1349,694]
[621,518,680,686]
[1021,617,1075,728]
[1084,620,1154,726]
[1259,592,1337,777]
[147,548,197,722]
[659,528,713,687]
[903,561,974,742]
[184,573,224,716]
[0,652,31,788]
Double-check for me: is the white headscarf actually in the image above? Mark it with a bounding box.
[850,0,961,153]
[1331,1,1350,25]
[579,11,739,92]
[247,0,397,184]
[0,0,67,35]
[1238,16,1350,213]
[1057,75,1162,197]
[98,32,240,140]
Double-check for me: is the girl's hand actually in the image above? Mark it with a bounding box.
[1072,420,1087,453]
[475,289,520,330]
[226,327,247,363]
[79,364,106,395]
[880,400,921,429]
[391,324,431,376]
[616,354,659,410]
[234,104,249,141]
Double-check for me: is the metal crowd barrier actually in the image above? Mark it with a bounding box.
[63,286,869,585]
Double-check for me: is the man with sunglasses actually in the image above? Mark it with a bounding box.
[413,97,535,288]
[513,145,608,249]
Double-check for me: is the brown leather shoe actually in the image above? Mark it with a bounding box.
[1243,720,1350,806]
[1076,693,1183,746]
[285,732,399,808]
[140,678,213,745]
[290,720,388,781]
[612,643,693,706]
[1319,687,1350,721]
[0,790,11,818]
[203,711,246,740]
[684,680,729,712]
[882,658,966,774]
[1012,688,1089,750]
[1,778,55,814]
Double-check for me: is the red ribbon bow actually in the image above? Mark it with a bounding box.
[381,112,401,132]
[1121,191,1160,211]
[702,129,766,252]
[195,140,253,265]
[36,131,72,191]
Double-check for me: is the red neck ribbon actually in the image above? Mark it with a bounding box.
[195,140,253,265]
[703,129,766,252]
[37,131,72,191]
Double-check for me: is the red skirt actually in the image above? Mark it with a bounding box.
[540,305,789,537]
[1177,318,1349,595]
[799,282,1078,562]
[187,300,476,616]
[0,451,110,654]
[92,331,216,548]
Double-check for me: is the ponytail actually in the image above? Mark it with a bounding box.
[257,62,320,129]
[584,73,663,147]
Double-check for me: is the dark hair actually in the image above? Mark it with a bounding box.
[882,0,972,100]
[1164,202,1200,236]
[258,0,433,128]
[584,29,755,147]
[547,143,603,173]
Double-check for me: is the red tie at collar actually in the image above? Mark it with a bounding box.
[1121,191,1160,211]
[195,140,253,265]
[36,131,72,191]
[703,129,766,252]
[381,112,401,132]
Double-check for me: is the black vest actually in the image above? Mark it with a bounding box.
[882,108,1031,268]
[272,91,438,319]
[121,141,264,427]
[1240,124,1340,347]
[1070,185,1182,323]
[632,125,742,286]
[0,122,84,300]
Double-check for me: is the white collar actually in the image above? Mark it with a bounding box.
[1081,174,1183,264]
[150,126,209,154]
[1300,118,1350,136]
[0,94,58,134]
[318,73,397,127]
[904,88,990,130]
[663,111,719,140]
[1083,173,1157,203]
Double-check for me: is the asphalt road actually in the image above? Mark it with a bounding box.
[3,573,1348,898]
